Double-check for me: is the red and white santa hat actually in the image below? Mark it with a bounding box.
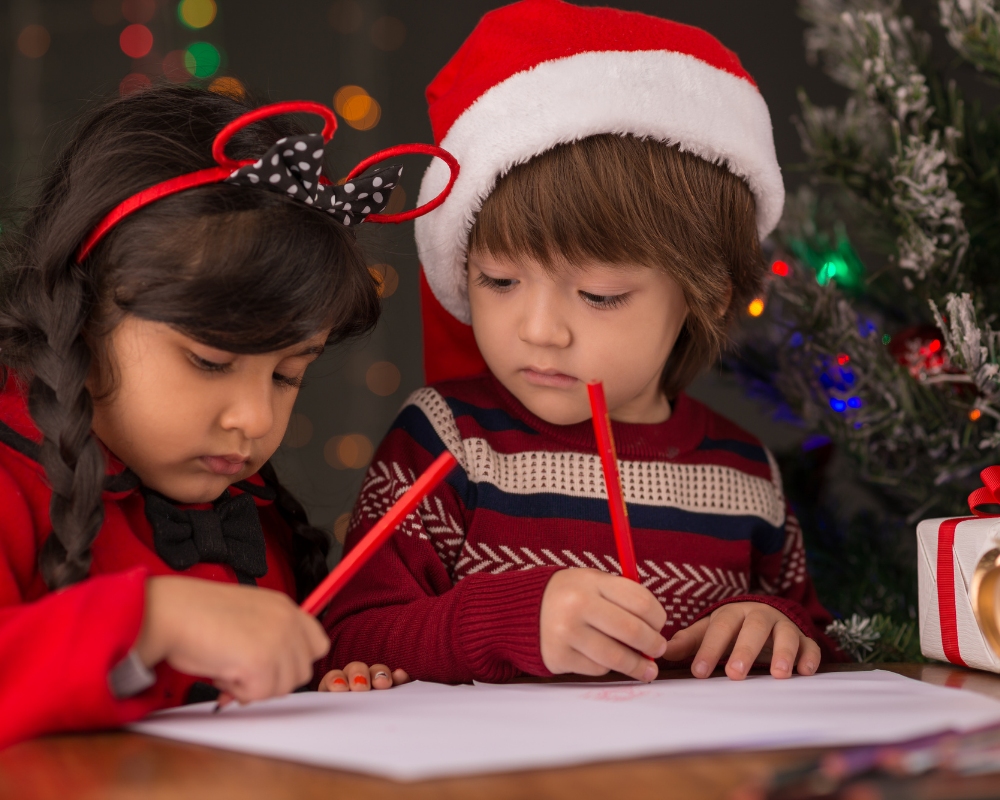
[415,0,784,384]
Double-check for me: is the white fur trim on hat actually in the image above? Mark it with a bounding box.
[415,49,784,324]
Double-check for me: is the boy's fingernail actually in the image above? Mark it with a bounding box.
[803,661,817,674]
[693,661,710,678]
[333,678,347,686]
[774,659,790,674]
[353,675,368,686]
[642,662,658,682]
[374,671,389,680]
[728,659,744,675]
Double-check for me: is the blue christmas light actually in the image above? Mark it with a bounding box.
[847,397,862,409]
[790,332,803,347]
[830,398,847,412]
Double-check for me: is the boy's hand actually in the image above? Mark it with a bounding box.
[662,601,821,680]
[539,568,667,682]
[136,576,330,704]
[318,662,411,692]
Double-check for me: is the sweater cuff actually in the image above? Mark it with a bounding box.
[455,566,563,680]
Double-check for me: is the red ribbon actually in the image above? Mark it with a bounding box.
[936,466,1000,666]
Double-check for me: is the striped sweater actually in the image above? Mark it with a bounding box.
[318,373,840,683]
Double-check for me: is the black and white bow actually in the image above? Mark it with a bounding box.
[224,133,402,226]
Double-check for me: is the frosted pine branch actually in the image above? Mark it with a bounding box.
[940,0,1000,76]
[826,614,881,661]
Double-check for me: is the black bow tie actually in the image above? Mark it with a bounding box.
[144,489,268,585]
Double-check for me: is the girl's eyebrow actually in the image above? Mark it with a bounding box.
[293,344,326,357]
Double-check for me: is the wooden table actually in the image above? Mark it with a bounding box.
[2,663,998,800]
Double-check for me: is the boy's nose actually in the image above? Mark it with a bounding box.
[219,381,275,440]
[517,291,572,348]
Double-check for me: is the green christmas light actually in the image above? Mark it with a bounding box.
[184,42,221,78]
[787,224,865,293]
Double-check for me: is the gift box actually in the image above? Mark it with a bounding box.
[918,467,1000,672]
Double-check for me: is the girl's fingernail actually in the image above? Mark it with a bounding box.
[775,659,790,674]
[353,675,368,686]
[374,671,389,680]
[803,661,817,674]
[693,661,710,678]
[642,662,658,682]
[333,678,347,686]
[728,659,744,675]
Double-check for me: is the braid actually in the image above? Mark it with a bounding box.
[28,272,107,589]
[257,460,330,601]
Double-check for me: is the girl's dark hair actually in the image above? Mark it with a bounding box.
[0,84,380,598]
[470,134,765,399]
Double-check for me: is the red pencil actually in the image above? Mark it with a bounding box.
[587,382,639,581]
[216,450,457,710]
[301,450,458,615]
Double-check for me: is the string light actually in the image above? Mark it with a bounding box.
[882,334,891,345]
[748,298,764,317]
[17,25,50,58]
[119,73,151,95]
[209,76,245,98]
[120,24,153,58]
[366,361,401,396]
[324,434,374,469]
[178,0,217,29]
[333,85,381,130]
[971,409,982,421]
[184,42,221,77]
[837,353,849,366]
[771,260,788,276]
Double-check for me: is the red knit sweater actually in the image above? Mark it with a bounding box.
[319,373,842,683]
[0,378,298,749]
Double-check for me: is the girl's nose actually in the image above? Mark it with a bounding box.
[517,289,572,348]
[219,379,275,440]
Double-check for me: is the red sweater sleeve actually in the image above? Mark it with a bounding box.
[317,430,559,684]
[0,467,167,749]
[692,505,847,663]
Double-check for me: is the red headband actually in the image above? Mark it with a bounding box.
[76,100,460,262]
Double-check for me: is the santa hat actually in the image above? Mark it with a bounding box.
[415,0,784,385]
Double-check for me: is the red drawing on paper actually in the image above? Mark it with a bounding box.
[581,686,656,702]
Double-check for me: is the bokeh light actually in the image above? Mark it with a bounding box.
[120,24,153,58]
[184,42,221,77]
[334,85,380,130]
[282,412,314,448]
[210,76,245,98]
[122,0,156,23]
[971,409,982,421]
[334,513,352,543]
[179,0,217,29]
[163,50,190,83]
[882,334,892,345]
[119,73,151,96]
[748,298,764,317]
[328,0,362,33]
[366,361,401,396]
[324,434,374,470]
[370,16,406,50]
[771,260,789,276]
[837,353,849,366]
[92,0,122,25]
[369,264,399,298]
[17,25,50,58]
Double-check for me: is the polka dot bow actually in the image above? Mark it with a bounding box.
[224,133,401,226]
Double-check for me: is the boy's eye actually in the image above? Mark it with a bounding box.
[474,273,516,292]
[189,353,232,373]
[580,290,631,309]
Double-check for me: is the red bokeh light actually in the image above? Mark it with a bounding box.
[837,353,849,366]
[119,72,151,96]
[122,0,156,23]
[162,50,190,83]
[929,339,942,353]
[772,260,789,276]
[120,24,153,58]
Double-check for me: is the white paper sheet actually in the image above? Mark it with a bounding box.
[130,670,1000,780]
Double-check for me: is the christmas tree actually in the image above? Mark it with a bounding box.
[733,0,1000,661]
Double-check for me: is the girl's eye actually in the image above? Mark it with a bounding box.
[580,291,631,309]
[474,273,516,292]
[273,373,303,389]
[189,353,232,373]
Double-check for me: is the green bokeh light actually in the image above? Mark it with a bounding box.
[184,42,220,78]
[788,225,866,293]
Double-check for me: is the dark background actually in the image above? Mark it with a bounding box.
[0,0,854,553]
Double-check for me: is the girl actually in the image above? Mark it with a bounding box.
[317,0,845,691]
[0,83,446,746]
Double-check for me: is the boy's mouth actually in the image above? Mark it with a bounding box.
[521,367,578,389]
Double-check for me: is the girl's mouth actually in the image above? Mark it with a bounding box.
[521,368,579,389]
[200,455,250,476]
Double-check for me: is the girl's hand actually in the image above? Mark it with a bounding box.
[662,601,821,680]
[317,662,411,692]
[135,576,330,704]
[539,568,667,682]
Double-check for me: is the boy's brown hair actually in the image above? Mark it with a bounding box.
[469,134,765,399]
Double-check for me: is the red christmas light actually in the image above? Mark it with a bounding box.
[772,260,789,276]
[837,353,849,366]
[120,24,153,58]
